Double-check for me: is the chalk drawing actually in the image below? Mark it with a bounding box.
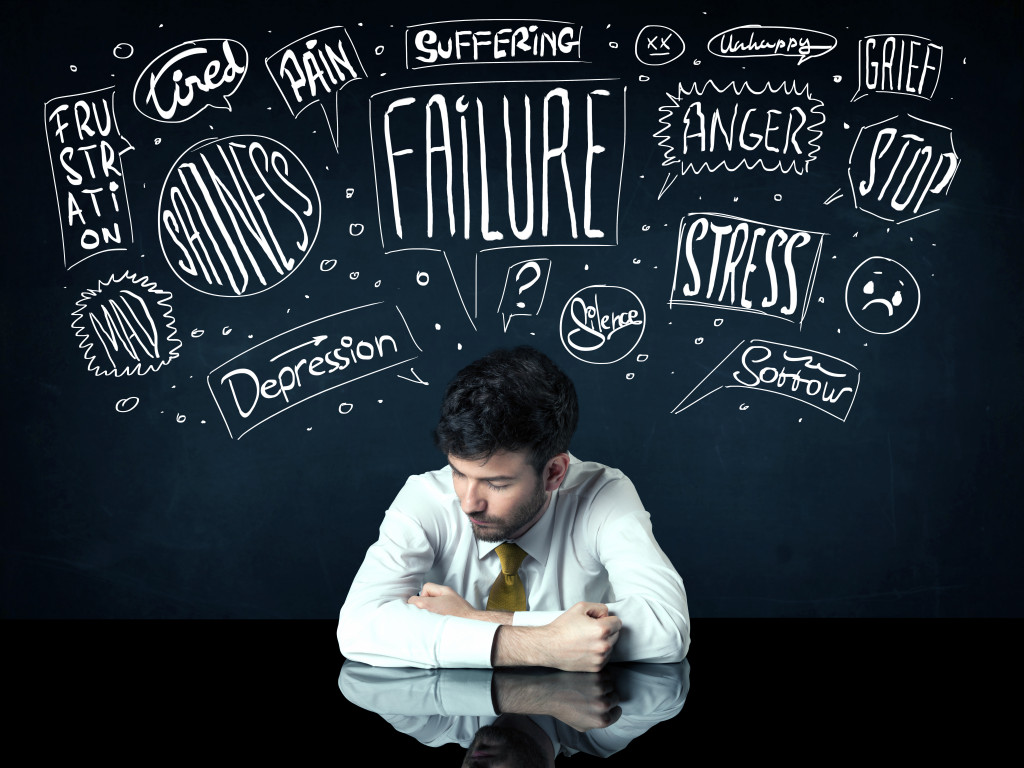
[265,27,366,151]
[852,35,943,102]
[406,20,583,69]
[560,285,645,364]
[497,258,551,331]
[634,25,685,66]
[707,26,836,64]
[207,302,421,439]
[847,113,959,223]
[655,81,825,198]
[673,340,860,421]
[845,256,921,334]
[133,39,248,123]
[669,212,826,329]
[45,86,134,269]
[71,272,182,376]
[157,135,321,297]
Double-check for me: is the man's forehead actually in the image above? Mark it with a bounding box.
[448,450,531,476]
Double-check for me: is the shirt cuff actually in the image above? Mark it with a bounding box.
[511,610,564,627]
[438,615,502,667]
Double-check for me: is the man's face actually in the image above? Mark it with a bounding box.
[449,451,549,542]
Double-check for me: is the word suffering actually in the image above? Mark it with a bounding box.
[407,20,582,68]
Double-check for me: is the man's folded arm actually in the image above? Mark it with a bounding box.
[337,508,499,669]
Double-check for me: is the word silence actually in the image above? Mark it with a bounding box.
[158,135,321,297]
[847,113,959,224]
[133,39,248,123]
[208,303,421,439]
[669,212,826,328]
[655,80,825,194]
[265,27,366,150]
[560,285,645,365]
[45,86,134,269]
[71,272,182,377]
[672,340,860,422]
[407,19,582,68]
[707,25,837,65]
[852,34,943,102]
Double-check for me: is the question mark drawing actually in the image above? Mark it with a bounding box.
[515,262,542,308]
[498,258,551,332]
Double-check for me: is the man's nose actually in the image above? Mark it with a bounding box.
[461,482,486,513]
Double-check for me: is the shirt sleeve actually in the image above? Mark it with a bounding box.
[337,479,499,669]
[587,474,691,663]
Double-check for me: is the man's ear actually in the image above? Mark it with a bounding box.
[543,453,571,492]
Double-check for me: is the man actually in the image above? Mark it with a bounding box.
[337,346,689,670]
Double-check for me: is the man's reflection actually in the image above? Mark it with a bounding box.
[339,660,688,762]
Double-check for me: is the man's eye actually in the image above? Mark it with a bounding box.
[487,482,508,491]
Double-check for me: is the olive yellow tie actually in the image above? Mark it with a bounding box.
[486,542,528,612]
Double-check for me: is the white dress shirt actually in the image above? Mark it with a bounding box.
[337,456,690,668]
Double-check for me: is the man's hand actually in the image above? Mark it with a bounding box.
[407,583,477,619]
[494,669,622,731]
[493,602,622,672]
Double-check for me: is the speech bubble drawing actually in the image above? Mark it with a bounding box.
[560,285,646,364]
[407,20,582,68]
[207,302,421,439]
[497,258,551,331]
[852,35,943,102]
[71,272,182,377]
[158,135,321,297]
[133,39,248,123]
[634,25,685,66]
[669,212,826,329]
[370,79,626,330]
[654,81,825,199]
[708,26,836,65]
[266,27,366,151]
[847,113,959,224]
[45,86,135,270]
[672,339,860,421]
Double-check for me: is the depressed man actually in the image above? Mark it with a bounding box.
[338,346,689,670]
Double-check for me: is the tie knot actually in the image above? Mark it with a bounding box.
[495,542,527,575]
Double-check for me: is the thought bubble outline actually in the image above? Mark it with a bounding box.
[497,258,552,331]
[133,39,249,123]
[707,25,837,65]
[851,34,943,103]
[157,134,322,297]
[559,284,646,365]
[71,271,182,377]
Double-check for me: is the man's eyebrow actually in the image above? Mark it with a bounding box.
[448,464,519,482]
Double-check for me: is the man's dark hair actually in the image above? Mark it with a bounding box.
[435,346,578,474]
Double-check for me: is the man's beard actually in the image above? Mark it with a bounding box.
[470,478,548,542]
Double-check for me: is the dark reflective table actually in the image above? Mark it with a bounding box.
[7,620,1012,760]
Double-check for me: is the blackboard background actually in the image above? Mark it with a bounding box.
[4,0,1022,619]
